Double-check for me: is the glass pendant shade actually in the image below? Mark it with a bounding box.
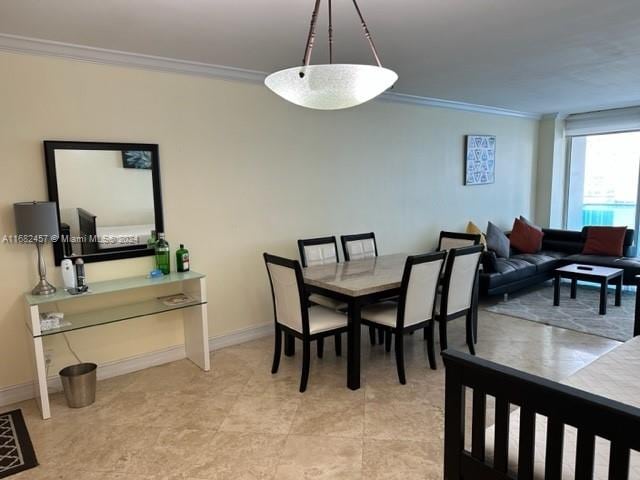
[265,64,398,110]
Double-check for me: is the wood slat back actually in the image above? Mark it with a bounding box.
[442,350,640,480]
[471,389,486,461]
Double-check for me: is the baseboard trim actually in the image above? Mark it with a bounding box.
[0,323,271,408]
[209,323,272,351]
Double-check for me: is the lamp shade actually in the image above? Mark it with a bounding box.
[14,201,59,242]
[265,64,398,110]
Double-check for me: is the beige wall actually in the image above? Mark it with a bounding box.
[0,51,539,392]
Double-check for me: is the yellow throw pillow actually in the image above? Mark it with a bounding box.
[466,221,487,249]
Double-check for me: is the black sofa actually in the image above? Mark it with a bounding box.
[480,227,639,296]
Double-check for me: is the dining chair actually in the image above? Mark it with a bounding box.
[341,232,387,346]
[264,253,349,393]
[360,251,446,384]
[432,244,483,356]
[298,236,346,357]
[341,232,378,261]
[437,231,481,251]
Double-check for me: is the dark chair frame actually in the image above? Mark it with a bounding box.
[433,244,483,357]
[437,231,481,250]
[297,235,343,358]
[361,251,446,384]
[264,253,348,392]
[341,232,386,346]
[635,274,640,337]
[442,349,640,480]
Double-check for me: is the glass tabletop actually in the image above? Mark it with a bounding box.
[25,271,205,306]
[35,295,206,338]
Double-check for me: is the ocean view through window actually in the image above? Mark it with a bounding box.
[567,132,640,246]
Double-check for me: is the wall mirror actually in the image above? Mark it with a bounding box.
[44,141,164,265]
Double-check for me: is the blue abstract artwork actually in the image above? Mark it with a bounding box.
[465,135,495,185]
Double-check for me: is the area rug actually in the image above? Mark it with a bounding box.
[0,410,38,478]
[485,283,635,341]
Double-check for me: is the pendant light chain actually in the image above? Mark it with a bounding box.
[351,0,382,67]
[328,0,334,64]
[301,0,322,68]
[301,0,384,70]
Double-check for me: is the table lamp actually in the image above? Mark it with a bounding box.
[14,201,60,295]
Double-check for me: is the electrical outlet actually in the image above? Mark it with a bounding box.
[44,349,54,366]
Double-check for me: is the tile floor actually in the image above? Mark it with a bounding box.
[8,308,620,479]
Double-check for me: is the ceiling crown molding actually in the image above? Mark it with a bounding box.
[0,33,266,83]
[0,33,541,119]
[380,91,540,119]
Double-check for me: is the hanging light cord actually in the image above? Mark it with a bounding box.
[301,0,322,70]
[63,333,82,364]
[328,0,334,64]
[351,0,382,67]
[301,0,383,73]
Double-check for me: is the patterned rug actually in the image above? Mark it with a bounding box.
[485,283,636,341]
[0,410,37,478]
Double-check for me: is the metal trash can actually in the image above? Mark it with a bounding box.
[59,363,97,408]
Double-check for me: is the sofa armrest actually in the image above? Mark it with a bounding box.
[481,251,498,273]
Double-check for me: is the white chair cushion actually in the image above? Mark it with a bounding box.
[268,262,303,332]
[304,243,337,266]
[309,294,347,311]
[346,238,376,260]
[403,259,442,325]
[446,252,480,315]
[361,301,400,328]
[308,306,348,334]
[440,237,477,250]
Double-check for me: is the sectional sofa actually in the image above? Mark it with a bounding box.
[479,227,638,296]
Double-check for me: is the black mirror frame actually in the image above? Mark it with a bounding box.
[44,140,164,266]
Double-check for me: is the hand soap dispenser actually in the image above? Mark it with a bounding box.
[61,258,77,290]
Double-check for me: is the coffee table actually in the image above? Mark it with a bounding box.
[553,264,623,315]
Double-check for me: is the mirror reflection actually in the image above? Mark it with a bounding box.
[56,149,155,256]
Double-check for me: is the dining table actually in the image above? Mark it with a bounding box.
[290,252,481,390]
[299,253,408,390]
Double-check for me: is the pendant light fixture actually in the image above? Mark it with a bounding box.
[265,0,398,110]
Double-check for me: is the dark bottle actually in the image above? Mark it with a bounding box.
[176,244,190,273]
[75,258,87,291]
[155,233,170,274]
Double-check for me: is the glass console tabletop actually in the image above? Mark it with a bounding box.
[25,271,207,338]
[35,295,206,338]
[25,271,205,306]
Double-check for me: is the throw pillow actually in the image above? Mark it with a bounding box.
[582,226,627,256]
[486,221,510,258]
[510,218,544,253]
[466,221,487,249]
[519,215,542,232]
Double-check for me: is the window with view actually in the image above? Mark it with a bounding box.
[566,132,640,240]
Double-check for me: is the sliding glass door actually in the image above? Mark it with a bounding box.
[566,131,640,246]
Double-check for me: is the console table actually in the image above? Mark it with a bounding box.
[24,271,209,419]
